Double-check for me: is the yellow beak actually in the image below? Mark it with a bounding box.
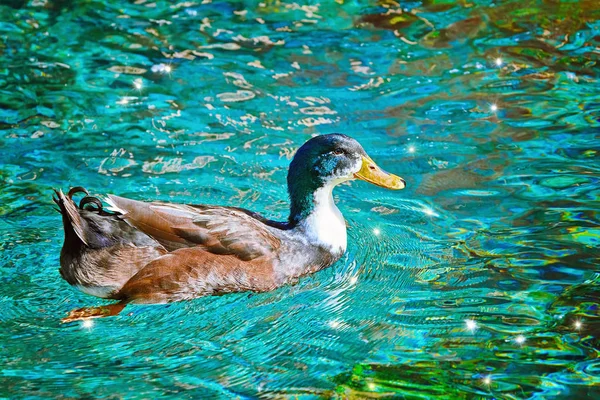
[354,155,406,190]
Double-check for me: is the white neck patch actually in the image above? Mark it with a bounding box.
[296,183,347,254]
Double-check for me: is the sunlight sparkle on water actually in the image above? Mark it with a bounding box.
[514,334,526,345]
[373,228,381,236]
[81,319,94,329]
[490,104,498,112]
[408,146,415,153]
[151,63,172,74]
[465,319,478,332]
[133,78,143,90]
[495,57,503,66]
[328,320,341,329]
[482,375,492,386]
[574,320,583,330]
[423,208,436,217]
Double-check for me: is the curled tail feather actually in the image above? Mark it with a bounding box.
[53,187,119,247]
[53,188,88,246]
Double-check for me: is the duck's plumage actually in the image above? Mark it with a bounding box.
[54,188,168,299]
[54,134,405,322]
[106,195,283,259]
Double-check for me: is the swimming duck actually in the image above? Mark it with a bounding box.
[54,134,405,322]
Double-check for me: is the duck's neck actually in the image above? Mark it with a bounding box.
[289,182,347,254]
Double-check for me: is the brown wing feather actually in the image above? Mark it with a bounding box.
[106,195,281,261]
[117,247,277,304]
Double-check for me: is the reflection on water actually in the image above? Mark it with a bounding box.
[1,0,599,398]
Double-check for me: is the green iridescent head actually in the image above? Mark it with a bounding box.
[287,134,405,223]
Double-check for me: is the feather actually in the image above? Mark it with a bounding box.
[55,189,88,246]
[106,195,280,261]
[117,247,277,304]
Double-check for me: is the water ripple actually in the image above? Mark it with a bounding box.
[1,0,599,398]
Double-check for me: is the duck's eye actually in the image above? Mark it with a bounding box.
[332,149,344,156]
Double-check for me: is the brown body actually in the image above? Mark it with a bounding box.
[54,189,339,321]
[117,249,276,303]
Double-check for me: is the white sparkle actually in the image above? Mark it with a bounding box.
[373,228,381,236]
[574,320,583,330]
[482,375,492,385]
[490,104,498,112]
[117,97,129,105]
[81,319,94,329]
[514,334,526,345]
[328,320,341,329]
[408,146,415,153]
[133,78,143,90]
[151,63,173,74]
[423,208,436,216]
[367,382,376,390]
[495,57,503,66]
[465,319,478,332]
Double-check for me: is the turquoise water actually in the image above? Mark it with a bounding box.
[1,0,599,398]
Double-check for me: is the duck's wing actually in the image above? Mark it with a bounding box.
[105,195,281,261]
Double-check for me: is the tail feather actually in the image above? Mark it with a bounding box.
[53,189,88,246]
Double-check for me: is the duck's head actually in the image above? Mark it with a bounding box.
[287,134,405,223]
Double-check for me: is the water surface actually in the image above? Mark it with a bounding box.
[1,0,599,398]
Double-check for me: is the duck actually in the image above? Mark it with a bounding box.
[54,134,405,322]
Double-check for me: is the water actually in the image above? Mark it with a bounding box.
[1,0,599,397]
